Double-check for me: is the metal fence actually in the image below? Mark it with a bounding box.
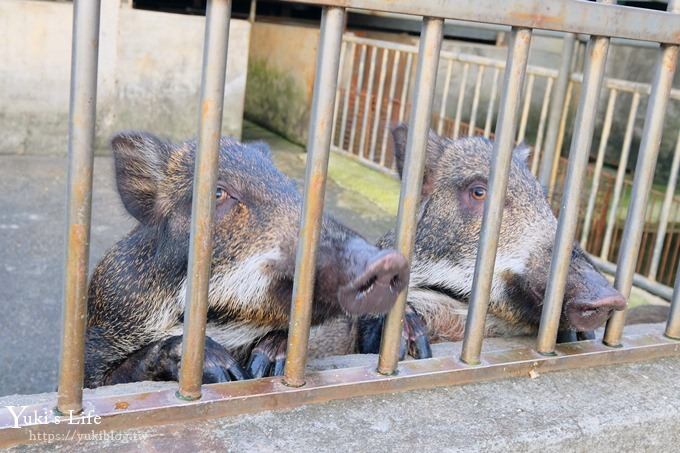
[3,0,680,446]
[331,33,680,296]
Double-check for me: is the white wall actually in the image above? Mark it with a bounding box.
[0,0,250,154]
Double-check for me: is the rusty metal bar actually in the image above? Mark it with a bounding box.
[531,76,554,174]
[483,67,500,138]
[589,253,673,301]
[286,0,680,44]
[178,0,233,400]
[338,41,356,151]
[377,17,444,375]
[369,48,389,161]
[437,59,454,135]
[604,0,680,347]
[667,265,680,339]
[468,66,485,136]
[379,50,401,165]
[331,40,347,148]
[460,28,533,365]
[56,0,101,415]
[283,6,346,387]
[536,20,612,355]
[548,80,574,200]
[600,91,641,260]
[538,33,575,191]
[398,53,414,123]
[580,88,618,247]
[349,44,367,153]
[7,328,677,448]
[648,129,680,280]
[359,47,378,158]
[452,62,469,138]
[516,73,535,143]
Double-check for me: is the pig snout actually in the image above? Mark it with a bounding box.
[564,267,626,331]
[337,248,408,315]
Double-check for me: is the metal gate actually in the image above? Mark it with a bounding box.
[2,0,680,446]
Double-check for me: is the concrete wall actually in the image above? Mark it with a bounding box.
[0,0,250,155]
[245,21,320,145]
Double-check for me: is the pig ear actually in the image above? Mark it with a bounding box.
[247,140,273,161]
[110,131,170,224]
[513,143,531,166]
[391,123,445,197]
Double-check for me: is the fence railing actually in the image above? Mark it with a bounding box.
[3,0,680,446]
[331,33,680,296]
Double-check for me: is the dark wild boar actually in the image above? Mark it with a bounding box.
[359,125,626,358]
[84,132,408,387]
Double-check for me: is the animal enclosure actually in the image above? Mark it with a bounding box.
[2,0,680,447]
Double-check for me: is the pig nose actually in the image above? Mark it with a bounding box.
[565,292,626,332]
[337,249,409,315]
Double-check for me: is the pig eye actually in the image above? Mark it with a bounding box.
[215,187,229,202]
[470,185,487,201]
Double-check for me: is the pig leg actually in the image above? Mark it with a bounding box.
[357,306,432,359]
[104,335,250,385]
[556,329,596,343]
[247,331,288,378]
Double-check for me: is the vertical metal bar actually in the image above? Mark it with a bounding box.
[359,47,378,158]
[531,77,554,174]
[178,0,233,401]
[604,0,680,346]
[536,28,611,355]
[468,65,486,136]
[538,33,576,191]
[377,17,444,375]
[398,53,414,123]
[437,59,454,135]
[548,81,574,200]
[338,42,356,152]
[57,0,101,415]
[331,41,347,148]
[369,48,389,162]
[248,0,257,23]
[349,45,367,154]
[452,63,470,138]
[600,91,641,260]
[580,88,618,247]
[283,6,346,387]
[380,51,401,166]
[666,263,680,339]
[516,74,535,143]
[483,67,500,138]
[460,28,533,365]
[648,129,680,279]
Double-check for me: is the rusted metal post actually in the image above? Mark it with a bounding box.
[538,33,575,192]
[283,6,346,387]
[600,91,641,260]
[468,66,485,136]
[178,0,232,400]
[437,59,454,135]
[536,19,612,355]
[580,88,618,247]
[604,0,680,347]
[377,17,444,375]
[530,76,554,174]
[460,27,533,365]
[666,263,680,339]
[57,0,101,415]
[452,63,469,138]
[483,68,500,138]
[648,130,680,280]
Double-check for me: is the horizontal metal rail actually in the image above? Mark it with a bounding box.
[284,0,680,44]
[2,329,678,448]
